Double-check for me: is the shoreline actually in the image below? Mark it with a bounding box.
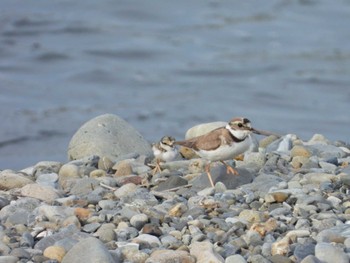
[0,115,350,263]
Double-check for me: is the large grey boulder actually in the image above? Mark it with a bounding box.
[68,114,153,161]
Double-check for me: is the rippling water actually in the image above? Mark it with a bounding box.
[1,0,350,169]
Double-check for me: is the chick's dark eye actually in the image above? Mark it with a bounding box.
[237,123,243,127]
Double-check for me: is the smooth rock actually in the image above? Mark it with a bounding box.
[308,143,346,159]
[133,234,161,248]
[248,254,271,263]
[168,203,188,217]
[0,171,33,190]
[63,215,81,228]
[0,256,18,263]
[192,166,254,190]
[94,223,116,243]
[190,241,224,263]
[259,135,280,149]
[294,243,315,262]
[276,134,295,152]
[130,213,149,230]
[20,183,61,203]
[34,225,90,251]
[0,198,41,225]
[36,172,59,188]
[62,237,115,263]
[271,236,290,256]
[265,192,290,203]
[0,197,10,209]
[58,163,80,190]
[115,174,143,185]
[291,156,310,169]
[344,237,350,248]
[114,183,138,199]
[339,173,350,187]
[316,225,350,243]
[160,235,182,249]
[9,247,30,259]
[115,226,139,241]
[67,114,153,161]
[70,177,100,196]
[155,175,188,191]
[270,255,293,263]
[250,218,278,237]
[36,205,75,223]
[20,232,35,248]
[114,160,134,176]
[141,224,163,236]
[239,210,268,224]
[185,121,226,139]
[90,169,107,178]
[307,134,331,145]
[121,188,158,206]
[314,242,349,263]
[300,255,322,263]
[243,173,284,198]
[98,200,117,210]
[225,254,247,263]
[43,245,66,262]
[146,249,195,263]
[243,151,265,168]
[303,173,336,185]
[291,145,312,158]
[74,207,92,221]
[83,223,101,233]
[121,248,148,263]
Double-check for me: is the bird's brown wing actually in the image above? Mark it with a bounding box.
[175,127,231,151]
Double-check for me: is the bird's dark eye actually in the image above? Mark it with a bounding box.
[237,123,243,128]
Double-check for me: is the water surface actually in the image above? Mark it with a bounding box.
[1,0,349,169]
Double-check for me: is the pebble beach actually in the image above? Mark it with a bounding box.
[0,114,350,263]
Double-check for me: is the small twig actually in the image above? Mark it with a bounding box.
[164,184,192,192]
[99,182,117,191]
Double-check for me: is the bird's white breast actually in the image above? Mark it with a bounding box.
[152,145,178,162]
[196,134,255,161]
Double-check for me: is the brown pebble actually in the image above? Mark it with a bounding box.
[250,218,278,237]
[291,145,312,158]
[168,203,187,217]
[43,246,66,262]
[117,175,143,185]
[74,207,91,221]
[114,161,133,176]
[141,223,163,236]
[90,169,107,178]
[259,135,279,148]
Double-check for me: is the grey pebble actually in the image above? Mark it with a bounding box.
[130,213,149,230]
[19,232,34,248]
[315,242,349,263]
[82,223,101,233]
[62,237,115,263]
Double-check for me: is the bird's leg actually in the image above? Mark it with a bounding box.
[152,159,162,175]
[205,162,215,188]
[220,161,239,175]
